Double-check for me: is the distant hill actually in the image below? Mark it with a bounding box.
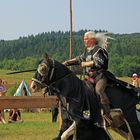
[0,30,140,76]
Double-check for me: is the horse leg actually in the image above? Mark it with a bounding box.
[61,121,76,140]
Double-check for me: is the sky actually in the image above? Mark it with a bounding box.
[0,0,140,40]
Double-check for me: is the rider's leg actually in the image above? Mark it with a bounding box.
[95,77,110,116]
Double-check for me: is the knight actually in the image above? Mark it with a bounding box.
[63,31,114,123]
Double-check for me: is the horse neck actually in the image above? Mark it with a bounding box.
[54,61,73,80]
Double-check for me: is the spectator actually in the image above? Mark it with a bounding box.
[8,108,23,123]
[0,79,7,122]
[0,79,7,95]
[0,110,6,124]
[0,78,7,96]
[131,73,139,88]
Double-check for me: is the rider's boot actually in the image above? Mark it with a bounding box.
[101,98,111,115]
[102,104,112,126]
[102,103,111,116]
[101,99,112,127]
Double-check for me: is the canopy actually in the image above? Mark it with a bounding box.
[14,80,32,96]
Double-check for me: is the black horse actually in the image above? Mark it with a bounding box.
[30,54,140,140]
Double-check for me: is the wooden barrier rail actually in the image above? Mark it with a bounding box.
[0,96,57,109]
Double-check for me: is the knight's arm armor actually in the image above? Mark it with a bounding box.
[63,52,86,66]
[63,58,80,66]
[92,48,108,70]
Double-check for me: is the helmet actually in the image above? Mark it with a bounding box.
[132,73,138,77]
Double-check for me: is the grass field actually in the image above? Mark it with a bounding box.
[0,112,128,140]
[0,69,33,85]
[0,112,59,140]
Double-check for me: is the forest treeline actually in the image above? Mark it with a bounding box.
[0,30,140,76]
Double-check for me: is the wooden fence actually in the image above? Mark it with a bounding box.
[0,96,57,109]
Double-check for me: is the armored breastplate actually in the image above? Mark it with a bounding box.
[84,46,99,73]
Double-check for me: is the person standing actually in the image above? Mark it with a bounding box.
[0,79,7,96]
[0,110,6,124]
[131,73,139,87]
[0,79,7,123]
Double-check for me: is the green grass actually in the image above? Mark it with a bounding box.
[0,69,33,81]
[0,112,59,140]
[0,112,128,140]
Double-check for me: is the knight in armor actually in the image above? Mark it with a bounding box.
[63,31,114,121]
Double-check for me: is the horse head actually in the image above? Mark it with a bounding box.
[30,53,54,93]
[30,53,72,95]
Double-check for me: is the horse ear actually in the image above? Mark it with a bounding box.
[43,53,50,62]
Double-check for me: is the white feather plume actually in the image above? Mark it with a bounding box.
[94,32,114,50]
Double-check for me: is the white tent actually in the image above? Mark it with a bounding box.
[14,80,32,96]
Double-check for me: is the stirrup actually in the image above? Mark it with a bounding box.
[102,108,125,128]
[103,108,135,140]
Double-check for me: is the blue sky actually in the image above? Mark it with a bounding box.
[0,0,140,40]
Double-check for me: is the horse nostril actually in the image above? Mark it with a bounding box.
[32,85,36,89]
[30,84,36,90]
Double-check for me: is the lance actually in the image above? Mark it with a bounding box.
[6,69,36,75]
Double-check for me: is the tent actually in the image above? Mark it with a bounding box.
[14,80,32,96]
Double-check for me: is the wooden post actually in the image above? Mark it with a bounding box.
[59,0,73,129]
[69,0,73,60]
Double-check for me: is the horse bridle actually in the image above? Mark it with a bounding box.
[32,59,55,85]
[32,59,72,96]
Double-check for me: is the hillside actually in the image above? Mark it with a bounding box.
[0,30,140,76]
